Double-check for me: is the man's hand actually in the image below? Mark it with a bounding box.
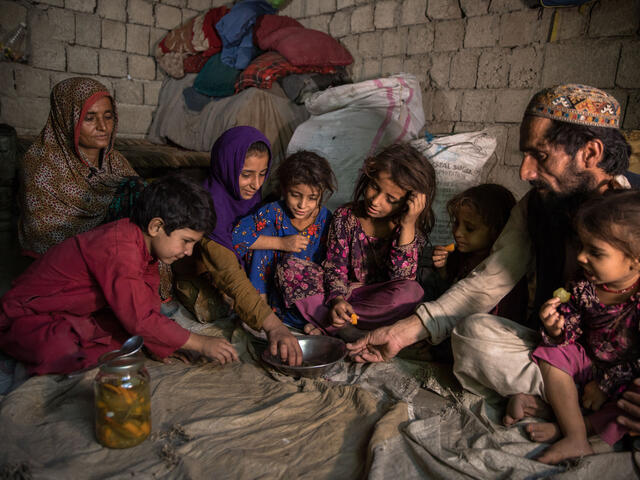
[182,332,238,365]
[262,313,302,366]
[617,378,640,434]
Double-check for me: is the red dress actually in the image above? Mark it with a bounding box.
[0,219,189,375]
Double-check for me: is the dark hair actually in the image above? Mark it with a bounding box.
[543,120,631,175]
[276,150,337,203]
[246,141,269,157]
[130,173,216,235]
[447,184,516,242]
[352,143,437,235]
[574,189,640,260]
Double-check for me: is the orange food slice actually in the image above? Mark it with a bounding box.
[350,313,358,325]
[444,243,455,252]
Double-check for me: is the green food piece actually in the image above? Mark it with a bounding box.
[553,287,571,303]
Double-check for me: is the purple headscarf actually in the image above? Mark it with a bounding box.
[204,126,271,254]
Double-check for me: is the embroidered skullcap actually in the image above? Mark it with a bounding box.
[525,84,620,129]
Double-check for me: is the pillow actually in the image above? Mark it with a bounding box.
[235,51,336,93]
[260,26,353,67]
[254,14,303,47]
[194,53,241,98]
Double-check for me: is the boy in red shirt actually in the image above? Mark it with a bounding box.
[0,175,238,375]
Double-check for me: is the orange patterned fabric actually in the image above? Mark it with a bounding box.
[18,77,136,256]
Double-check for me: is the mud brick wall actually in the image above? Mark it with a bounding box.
[0,0,639,196]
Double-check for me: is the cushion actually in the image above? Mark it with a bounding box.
[259,26,353,67]
[194,53,241,98]
[254,14,303,46]
[234,51,336,93]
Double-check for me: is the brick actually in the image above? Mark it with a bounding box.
[320,0,337,14]
[48,7,76,42]
[358,32,380,58]
[454,122,485,134]
[428,52,451,88]
[0,1,27,33]
[433,89,461,121]
[144,81,162,105]
[340,35,358,57]
[403,55,429,81]
[117,104,154,135]
[36,0,63,6]
[362,58,381,79]
[210,0,227,6]
[589,0,639,37]
[617,41,640,88]
[550,7,588,41]
[330,10,350,38]
[128,54,156,80]
[349,58,364,81]
[493,89,532,123]
[375,1,398,30]
[307,15,331,33]
[102,20,126,50]
[381,56,403,76]
[460,0,489,17]
[504,124,522,166]
[31,40,66,71]
[461,89,495,122]
[433,19,464,51]
[421,88,433,122]
[407,23,433,55]
[477,48,509,89]
[128,0,154,25]
[114,79,143,104]
[99,50,127,77]
[306,0,321,16]
[509,46,542,88]
[150,27,168,52]
[483,125,508,167]
[351,4,374,33]
[49,71,78,89]
[425,121,454,134]
[163,0,186,7]
[0,64,15,98]
[426,0,461,20]
[489,0,525,13]
[464,15,499,48]
[67,45,98,74]
[155,4,182,30]
[65,0,95,12]
[623,91,640,130]
[541,41,619,88]
[337,0,355,8]
[126,24,150,55]
[487,164,529,199]
[97,0,125,21]
[183,8,198,21]
[76,13,101,47]
[450,50,479,89]
[382,28,407,57]
[281,0,304,17]
[401,0,428,25]
[188,0,211,10]
[0,96,49,130]
[500,9,551,47]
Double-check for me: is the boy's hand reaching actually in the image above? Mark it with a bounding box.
[582,380,607,411]
[330,297,355,328]
[539,297,565,339]
[182,332,239,365]
[282,234,310,253]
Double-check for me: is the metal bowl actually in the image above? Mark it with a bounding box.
[261,336,347,378]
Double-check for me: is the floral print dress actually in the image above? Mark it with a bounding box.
[232,200,331,328]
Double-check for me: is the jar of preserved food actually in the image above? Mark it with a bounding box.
[94,354,151,448]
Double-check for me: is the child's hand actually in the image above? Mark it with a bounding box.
[432,245,451,269]
[330,298,355,328]
[400,192,426,226]
[199,337,239,365]
[582,380,607,411]
[539,297,565,338]
[282,234,310,253]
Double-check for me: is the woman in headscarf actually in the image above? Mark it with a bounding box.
[175,126,302,365]
[18,77,141,257]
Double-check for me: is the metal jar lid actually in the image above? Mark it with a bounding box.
[99,354,146,374]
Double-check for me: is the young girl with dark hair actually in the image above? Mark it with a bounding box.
[508,190,640,464]
[285,143,436,338]
[232,150,337,330]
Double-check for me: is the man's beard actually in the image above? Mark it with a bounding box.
[529,166,598,215]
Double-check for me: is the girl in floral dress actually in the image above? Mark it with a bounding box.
[232,151,336,331]
[521,191,640,464]
[279,143,436,338]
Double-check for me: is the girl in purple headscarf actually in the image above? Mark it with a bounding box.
[175,126,302,366]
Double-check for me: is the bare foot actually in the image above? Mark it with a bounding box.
[526,422,562,443]
[303,323,323,336]
[536,436,594,464]
[503,393,552,426]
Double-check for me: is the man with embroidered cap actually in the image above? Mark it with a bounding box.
[346,84,640,448]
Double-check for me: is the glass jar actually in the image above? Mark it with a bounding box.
[94,354,151,449]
